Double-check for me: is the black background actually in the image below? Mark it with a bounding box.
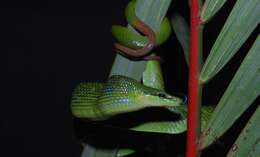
[3,0,259,156]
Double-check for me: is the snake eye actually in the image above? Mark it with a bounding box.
[158,93,167,98]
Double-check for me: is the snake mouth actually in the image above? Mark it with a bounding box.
[154,92,184,104]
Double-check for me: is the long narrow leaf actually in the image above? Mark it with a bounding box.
[226,106,260,157]
[143,59,165,90]
[199,35,260,149]
[110,55,146,80]
[200,0,260,83]
[171,13,190,65]
[201,0,228,22]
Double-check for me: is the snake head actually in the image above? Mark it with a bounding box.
[138,90,183,107]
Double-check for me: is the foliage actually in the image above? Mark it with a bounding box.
[75,0,260,156]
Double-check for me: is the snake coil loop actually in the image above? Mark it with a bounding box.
[112,0,172,60]
[114,19,156,59]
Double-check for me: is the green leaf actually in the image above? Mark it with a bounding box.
[143,59,165,90]
[135,0,171,31]
[171,13,190,65]
[110,55,146,80]
[117,148,135,157]
[110,0,172,80]
[226,106,260,157]
[201,0,228,22]
[81,144,119,157]
[200,0,260,83]
[199,35,260,149]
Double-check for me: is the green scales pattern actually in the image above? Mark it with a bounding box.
[71,75,214,134]
[71,75,182,121]
[70,0,213,134]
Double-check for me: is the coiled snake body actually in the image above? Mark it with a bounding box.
[71,0,214,134]
[71,75,182,121]
[71,75,214,134]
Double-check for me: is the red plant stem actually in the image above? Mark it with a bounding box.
[186,0,201,157]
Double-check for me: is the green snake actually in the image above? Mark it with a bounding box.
[72,0,214,156]
[71,75,214,134]
[71,0,214,132]
[111,0,171,59]
[71,75,182,121]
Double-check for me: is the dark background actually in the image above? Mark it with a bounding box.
[3,0,259,156]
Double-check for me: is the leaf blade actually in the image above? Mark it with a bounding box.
[226,106,260,157]
[199,35,260,149]
[201,0,228,22]
[171,13,190,65]
[200,0,260,83]
[81,144,119,157]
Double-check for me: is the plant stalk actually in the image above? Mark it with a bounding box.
[186,0,203,156]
